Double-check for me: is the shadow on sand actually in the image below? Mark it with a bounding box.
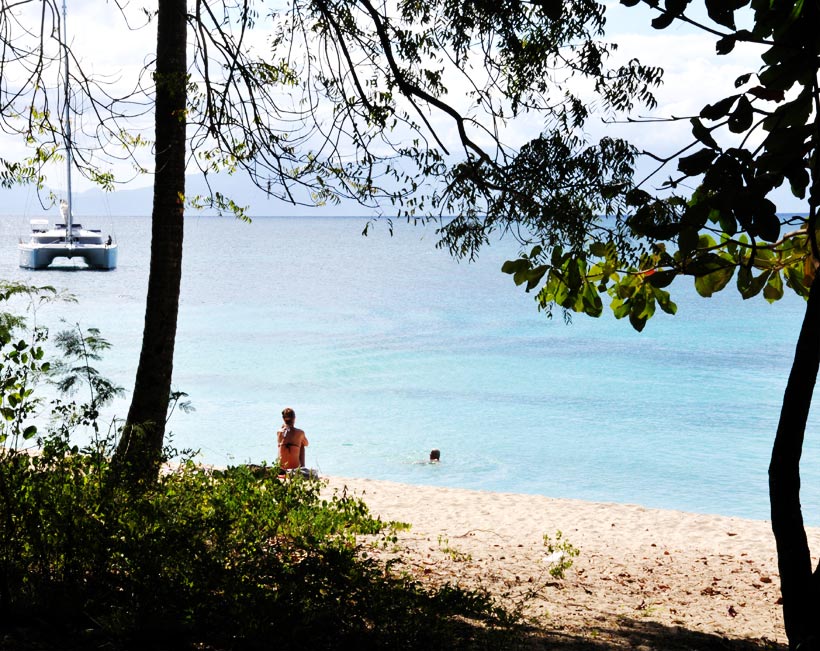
[506,615,785,651]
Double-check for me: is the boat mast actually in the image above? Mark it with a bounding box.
[62,0,73,240]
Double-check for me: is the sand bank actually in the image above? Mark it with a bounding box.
[323,476,820,649]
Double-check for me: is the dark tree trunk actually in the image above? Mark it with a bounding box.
[112,0,188,485]
[770,274,820,650]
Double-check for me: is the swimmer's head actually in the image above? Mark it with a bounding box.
[429,448,440,462]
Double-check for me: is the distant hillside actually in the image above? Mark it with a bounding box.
[1,172,375,218]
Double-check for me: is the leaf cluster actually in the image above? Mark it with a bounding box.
[468,0,819,331]
[2,0,663,228]
[0,329,47,445]
[609,0,820,325]
[244,0,663,218]
[0,448,522,649]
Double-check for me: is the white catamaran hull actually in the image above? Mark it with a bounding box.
[19,242,118,270]
[19,219,118,270]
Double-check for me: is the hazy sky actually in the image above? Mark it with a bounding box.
[0,1,808,214]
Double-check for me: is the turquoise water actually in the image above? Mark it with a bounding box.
[3,214,819,523]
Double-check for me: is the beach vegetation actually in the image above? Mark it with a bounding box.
[635,603,659,619]
[438,534,473,562]
[542,530,580,579]
[2,443,526,649]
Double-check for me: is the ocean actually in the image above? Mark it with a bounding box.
[3,213,819,524]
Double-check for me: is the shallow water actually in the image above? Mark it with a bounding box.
[2,213,819,524]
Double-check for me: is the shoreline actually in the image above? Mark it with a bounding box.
[322,476,820,648]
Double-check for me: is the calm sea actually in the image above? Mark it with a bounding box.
[3,213,820,524]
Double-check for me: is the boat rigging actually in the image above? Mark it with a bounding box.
[18,0,117,271]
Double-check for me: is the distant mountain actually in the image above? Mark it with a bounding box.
[1,172,376,218]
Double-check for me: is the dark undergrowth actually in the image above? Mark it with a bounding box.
[0,448,525,650]
[0,290,523,650]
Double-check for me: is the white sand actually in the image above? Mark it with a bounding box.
[323,476,820,647]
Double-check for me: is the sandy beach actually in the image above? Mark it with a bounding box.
[322,476,820,649]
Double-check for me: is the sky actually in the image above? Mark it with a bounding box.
[0,0,810,215]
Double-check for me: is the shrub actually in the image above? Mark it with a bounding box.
[0,451,518,649]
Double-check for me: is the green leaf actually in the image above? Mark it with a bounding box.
[22,425,37,440]
[758,57,804,93]
[513,268,529,286]
[525,265,549,291]
[762,95,813,134]
[701,95,739,121]
[786,164,810,198]
[691,118,719,149]
[784,264,810,297]
[565,260,582,290]
[575,281,603,317]
[763,271,784,302]
[687,252,725,275]
[611,297,630,319]
[546,274,569,306]
[638,290,656,319]
[678,148,718,176]
[717,210,737,236]
[501,258,529,275]
[716,34,737,55]
[748,85,785,102]
[628,309,648,332]
[682,201,710,229]
[601,183,626,199]
[538,0,563,20]
[589,242,609,257]
[678,227,700,255]
[705,0,737,29]
[694,266,734,297]
[728,96,754,133]
[665,0,691,13]
[753,201,781,242]
[651,12,677,29]
[737,267,770,299]
[734,72,753,88]
[646,270,677,288]
[654,288,678,315]
[625,188,652,207]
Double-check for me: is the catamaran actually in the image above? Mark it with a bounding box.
[18,0,117,270]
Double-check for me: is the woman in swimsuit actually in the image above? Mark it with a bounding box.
[277,407,308,470]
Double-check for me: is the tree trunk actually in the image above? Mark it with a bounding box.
[112,0,188,485]
[770,274,820,650]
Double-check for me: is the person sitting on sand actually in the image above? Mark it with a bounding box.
[277,407,308,471]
